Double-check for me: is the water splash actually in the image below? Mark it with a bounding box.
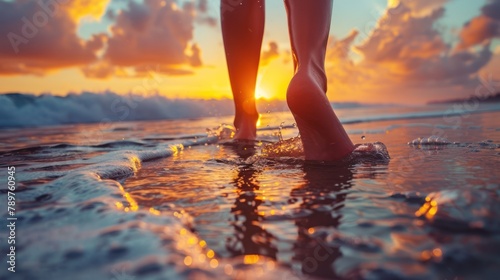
[347,142,390,163]
[261,136,304,158]
[206,124,235,140]
[261,138,390,163]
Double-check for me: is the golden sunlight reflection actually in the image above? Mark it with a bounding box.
[415,195,438,219]
[256,116,262,127]
[224,264,234,275]
[183,256,192,266]
[420,247,443,262]
[149,207,161,215]
[243,254,260,264]
[255,87,272,100]
[122,192,139,212]
[209,259,219,268]
[207,250,215,258]
[199,240,207,248]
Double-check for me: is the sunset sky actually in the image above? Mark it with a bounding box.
[1,0,499,104]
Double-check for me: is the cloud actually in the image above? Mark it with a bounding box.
[0,0,209,78]
[261,42,280,66]
[457,0,500,50]
[189,43,203,67]
[84,0,205,79]
[394,0,448,16]
[325,1,493,102]
[0,0,109,75]
[105,0,194,66]
[481,0,500,20]
[195,0,217,27]
[65,0,111,22]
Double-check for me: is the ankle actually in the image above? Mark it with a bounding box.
[234,111,259,127]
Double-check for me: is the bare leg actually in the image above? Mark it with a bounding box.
[221,0,265,140]
[285,0,354,161]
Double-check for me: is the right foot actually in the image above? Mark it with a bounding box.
[286,69,354,161]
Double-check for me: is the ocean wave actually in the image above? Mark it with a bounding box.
[0,130,298,280]
[0,92,237,128]
[2,92,499,129]
[0,92,392,129]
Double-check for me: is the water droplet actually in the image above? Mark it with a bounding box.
[361,135,366,140]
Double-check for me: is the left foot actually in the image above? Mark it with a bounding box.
[233,112,258,140]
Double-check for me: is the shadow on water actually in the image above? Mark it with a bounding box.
[291,163,354,278]
[226,143,279,259]
[227,143,360,278]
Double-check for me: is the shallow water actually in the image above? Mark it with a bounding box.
[0,104,499,280]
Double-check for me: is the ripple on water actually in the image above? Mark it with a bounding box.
[416,189,500,233]
[389,191,427,204]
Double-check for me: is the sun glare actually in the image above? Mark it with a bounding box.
[387,0,399,7]
[255,88,272,100]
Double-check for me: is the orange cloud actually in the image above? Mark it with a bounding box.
[260,41,280,66]
[457,0,500,50]
[458,16,499,50]
[66,0,111,22]
[0,0,107,75]
[0,0,209,78]
[395,0,448,16]
[84,0,205,79]
[325,1,493,103]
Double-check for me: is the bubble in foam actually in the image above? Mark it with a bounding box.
[408,136,450,146]
[347,142,390,162]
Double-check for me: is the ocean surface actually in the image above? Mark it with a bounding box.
[1,103,499,280]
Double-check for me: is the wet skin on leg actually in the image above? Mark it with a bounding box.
[221,0,265,140]
[285,0,355,161]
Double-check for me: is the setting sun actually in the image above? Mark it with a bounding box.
[255,87,272,100]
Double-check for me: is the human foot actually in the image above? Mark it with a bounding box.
[233,112,259,140]
[286,70,354,161]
